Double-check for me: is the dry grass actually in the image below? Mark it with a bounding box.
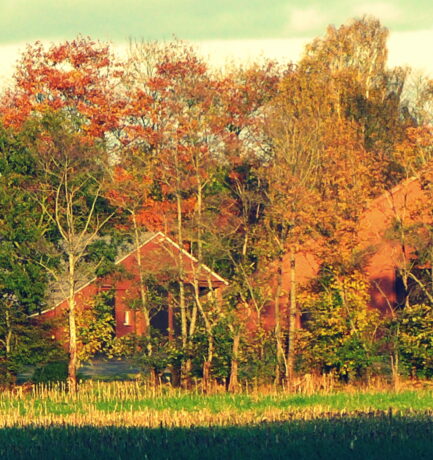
[1,380,433,428]
[2,382,433,459]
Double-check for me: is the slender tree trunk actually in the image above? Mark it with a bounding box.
[149,368,158,387]
[196,177,203,261]
[179,278,190,387]
[5,305,12,357]
[390,319,400,390]
[228,331,240,393]
[168,294,174,343]
[132,212,150,332]
[286,246,297,386]
[391,350,400,391]
[3,303,14,386]
[175,192,190,388]
[274,257,285,386]
[189,302,198,338]
[132,212,157,384]
[68,253,78,393]
[426,247,433,303]
[194,281,214,391]
[430,248,433,295]
[202,335,214,392]
[398,228,411,309]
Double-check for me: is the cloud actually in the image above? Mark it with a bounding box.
[388,28,433,74]
[352,2,402,23]
[285,5,330,33]
[0,42,27,88]
[0,0,289,43]
[195,38,309,69]
[2,28,433,91]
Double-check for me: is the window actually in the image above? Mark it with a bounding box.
[124,310,131,326]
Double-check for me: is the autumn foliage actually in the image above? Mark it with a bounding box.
[2,17,433,387]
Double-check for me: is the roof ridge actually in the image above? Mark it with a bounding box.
[31,231,227,317]
[368,176,420,208]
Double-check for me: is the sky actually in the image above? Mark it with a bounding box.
[1,0,433,85]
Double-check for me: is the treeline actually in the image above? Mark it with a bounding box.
[1,17,433,389]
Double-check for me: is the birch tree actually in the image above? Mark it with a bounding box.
[1,38,123,391]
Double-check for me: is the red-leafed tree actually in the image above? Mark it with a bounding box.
[1,38,124,391]
[195,62,282,389]
[261,57,381,384]
[1,37,124,137]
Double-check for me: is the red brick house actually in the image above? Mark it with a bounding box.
[34,232,228,339]
[359,177,427,311]
[34,177,430,343]
[279,176,429,314]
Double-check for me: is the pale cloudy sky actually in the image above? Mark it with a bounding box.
[1,0,433,86]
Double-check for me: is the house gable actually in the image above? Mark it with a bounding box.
[32,232,228,338]
[276,177,429,315]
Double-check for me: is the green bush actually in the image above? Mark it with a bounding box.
[32,361,68,383]
[0,361,16,387]
[298,270,381,380]
[398,304,433,378]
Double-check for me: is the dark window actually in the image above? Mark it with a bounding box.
[151,309,169,336]
[395,270,407,307]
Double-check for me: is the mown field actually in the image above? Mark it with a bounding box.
[1,383,433,459]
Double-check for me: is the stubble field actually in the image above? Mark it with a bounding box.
[1,382,433,459]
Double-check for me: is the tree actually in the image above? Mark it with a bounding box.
[301,16,409,184]
[302,16,389,102]
[1,38,124,391]
[26,113,117,390]
[0,126,60,384]
[181,61,282,389]
[106,164,164,333]
[261,65,334,384]
[1,37,124,138]
[76,289,126,363]
[299,270,380,381]
[397,303,433,378]
[262,24,397,384]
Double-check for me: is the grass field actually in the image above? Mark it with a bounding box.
[1,383,433,458]
[2,416,433,460]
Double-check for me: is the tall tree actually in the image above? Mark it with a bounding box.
[0,126,57,384]
[26,113,116,390]
[1,38,123,390]
[261,66,334,384]
[301,16,409,184]
[194,61,281,388]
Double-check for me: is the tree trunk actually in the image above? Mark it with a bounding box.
[149,367,158,387]
[286,246,297,386]
[5,304,12,357]
[391,350,400,391]
[196,176,203,261]
[3,305,14,386]
[202,335,213,393]
[430,248,433,295]
[168,295,174,343]
[193,276,214,391]
[175,192,191,389]
[228,332,240,393]
[274,257,285,386]
[132,212,150,333]
[391,320,400,391]
[181,358,192,389]
[68,253,78,393]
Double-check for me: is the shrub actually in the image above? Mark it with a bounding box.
[32,361,68,383]
[298,270,381,380]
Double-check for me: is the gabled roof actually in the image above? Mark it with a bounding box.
[147,232,228,285]
[32,231,228,317]
[358,176,427,246]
